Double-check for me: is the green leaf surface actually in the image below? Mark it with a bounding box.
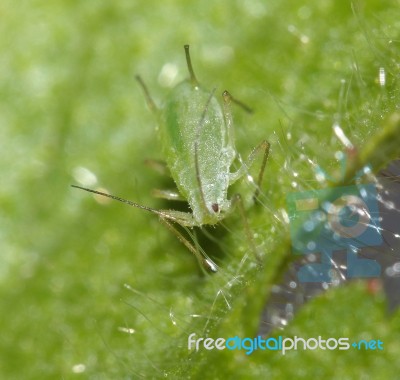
[1,0,399,378]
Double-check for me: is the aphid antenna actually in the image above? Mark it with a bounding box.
[184,44,199,86]
[71,185,164,217]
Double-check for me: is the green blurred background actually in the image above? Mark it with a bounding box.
[1,0,400,378]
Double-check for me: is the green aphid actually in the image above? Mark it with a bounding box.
[73,45,270,272]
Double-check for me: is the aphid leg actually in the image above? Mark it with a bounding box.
[229,140,271,199]
[156,209,222,271]
[144,159,171,176]
[159,216,218,273]
[246,140,271,200]
[144,155,183,201]
[222,90,236,148]
[231,193,262,265]
[151,189,185,201]
[221,89,253,149]
[135,75,159,114]
[222,90,270,198]
[144,158,183,200]
[230,95,253,114]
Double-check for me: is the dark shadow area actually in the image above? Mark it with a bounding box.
[258,159,400,336]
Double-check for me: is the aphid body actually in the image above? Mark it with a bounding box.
[73,45,269,271]
[160,72,235,226]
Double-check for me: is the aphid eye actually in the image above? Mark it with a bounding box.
[211,203,219,212]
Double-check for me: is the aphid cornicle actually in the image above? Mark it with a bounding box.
[72,45,270,272]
